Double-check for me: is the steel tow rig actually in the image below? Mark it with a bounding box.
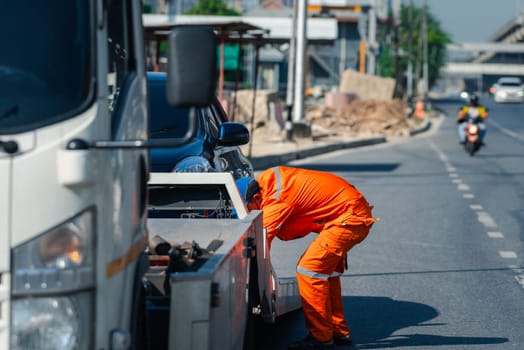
[141,172,301,349]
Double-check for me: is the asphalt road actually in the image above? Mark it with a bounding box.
[255,97,524,349]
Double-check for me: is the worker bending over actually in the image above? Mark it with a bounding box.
[236,166,378,349]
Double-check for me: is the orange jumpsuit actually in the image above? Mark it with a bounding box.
[256,166,377,342]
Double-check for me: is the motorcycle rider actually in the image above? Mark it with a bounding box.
[456,94,488,144]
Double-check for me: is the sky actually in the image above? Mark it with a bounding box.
[406,0,524,42]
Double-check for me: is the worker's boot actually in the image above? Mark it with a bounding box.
[334,334,353,346]
[288,334,334,349]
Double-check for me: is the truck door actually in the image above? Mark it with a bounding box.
[0,132,33,349]
[0,131,33,273]
[0,147,9,349]
[0,147,10,273]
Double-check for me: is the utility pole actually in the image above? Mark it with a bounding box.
[176,0,183,15]
[422,0,429,98]
[393,5,402,98]
[406,0,413,101]
[293,0,307,122]
[285,1,297,140]
[367,4,377,75]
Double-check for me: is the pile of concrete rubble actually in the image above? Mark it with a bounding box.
[227,69,428,141]
[306,99,416,139]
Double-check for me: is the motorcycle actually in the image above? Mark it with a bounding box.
[463,111,483,156]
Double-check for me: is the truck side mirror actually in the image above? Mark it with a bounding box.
[166,26,217,107]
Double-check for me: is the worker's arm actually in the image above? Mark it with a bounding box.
[261,202,294,247]
[278,220,323,239]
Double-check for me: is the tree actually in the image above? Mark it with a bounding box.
[184,0,241,16]
[377,3,452,98]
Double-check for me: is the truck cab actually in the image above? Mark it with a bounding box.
[1,2,300,349]
[0,1,217,349]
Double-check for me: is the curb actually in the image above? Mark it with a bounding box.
[249,116,434,170]
[409,117,432,136]
[250,135,387,170]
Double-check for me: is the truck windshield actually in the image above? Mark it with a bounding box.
[0,1,93,135]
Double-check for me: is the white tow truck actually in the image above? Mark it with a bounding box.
[0,2,299,349]
[142,172,300,349]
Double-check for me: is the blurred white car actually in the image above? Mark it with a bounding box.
[491,77,524,103]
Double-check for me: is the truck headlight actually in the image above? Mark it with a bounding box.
[11,209,95,350]
[11,292,93,350]
[12,209,94,293]
[12,297,78,349]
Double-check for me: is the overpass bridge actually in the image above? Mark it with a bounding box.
[442,43,524,77]
[437,14,524,93]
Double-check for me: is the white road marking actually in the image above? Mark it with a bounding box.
[499,251,518,259]
[509,266,524,289]
[489,119,524,142]
[427,140,522,289]
[458,184,470,191]
[487,231,504,238]
[515,275,524,288]
[477,211,497,227]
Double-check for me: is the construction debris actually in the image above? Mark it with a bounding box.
[306,99,418,139]
[339,69,396,100]
[224,68,431,142]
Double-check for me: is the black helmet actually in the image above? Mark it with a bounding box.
[469,94,479,106]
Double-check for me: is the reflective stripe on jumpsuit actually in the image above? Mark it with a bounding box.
[296,199,375,342]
